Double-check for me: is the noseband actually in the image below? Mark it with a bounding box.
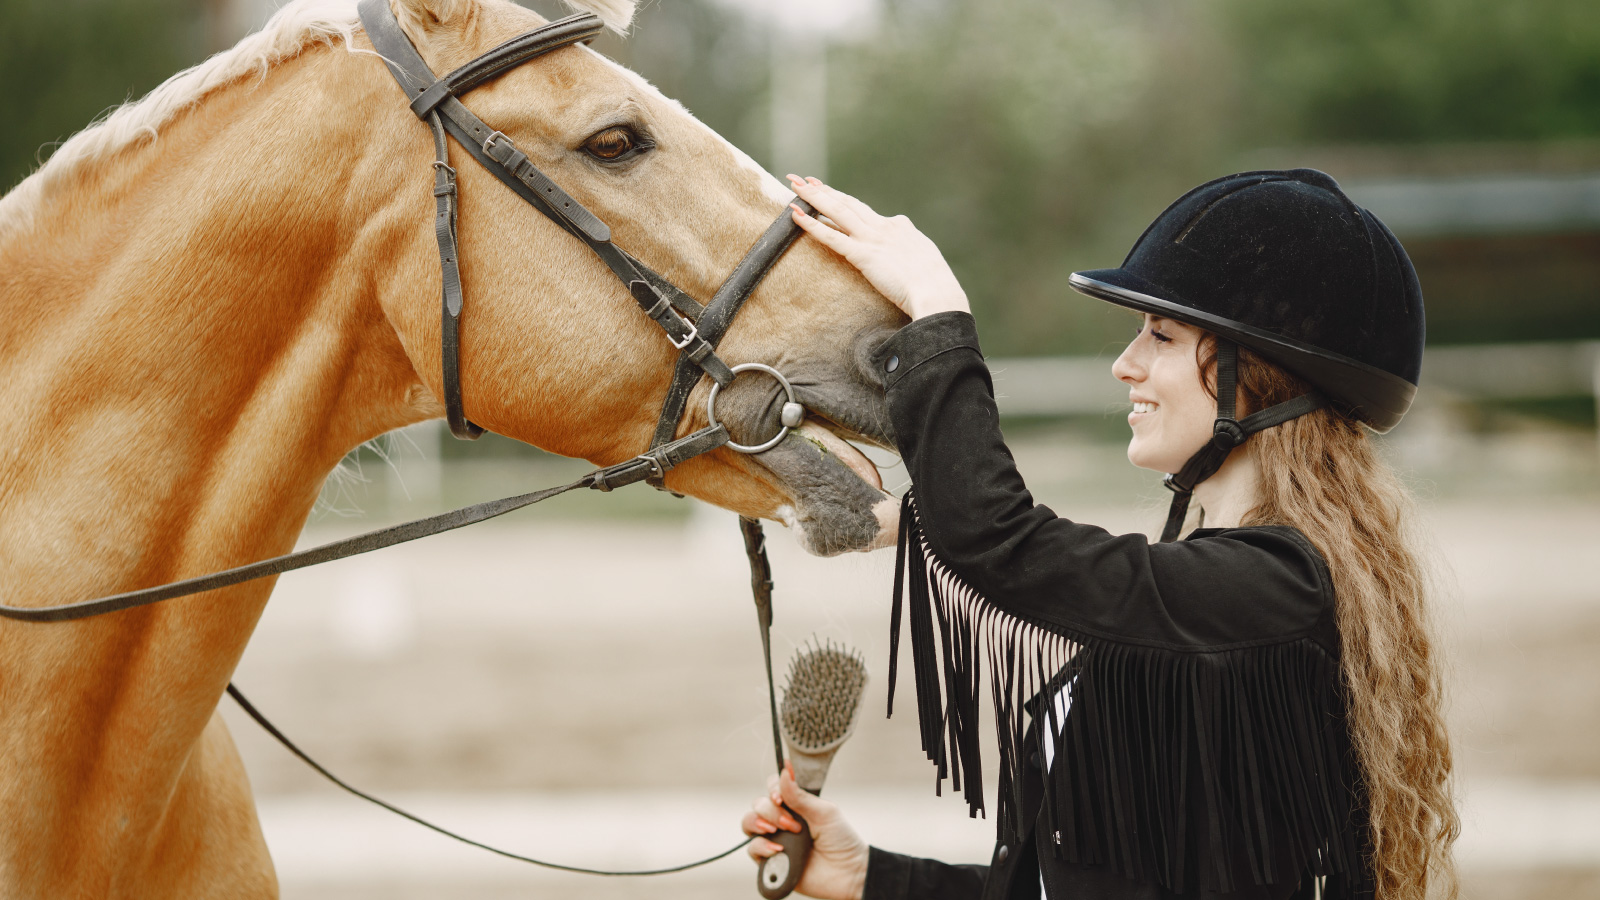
[361,0,809,488]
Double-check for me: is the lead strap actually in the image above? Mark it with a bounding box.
[202,517,782,878]
[741,516,787,776]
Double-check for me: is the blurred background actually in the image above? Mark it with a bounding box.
[4,0,1598,897]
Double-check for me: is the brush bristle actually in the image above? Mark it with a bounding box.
[781,640,868,752]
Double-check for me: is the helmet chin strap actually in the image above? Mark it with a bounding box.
[1159,341,1326,542]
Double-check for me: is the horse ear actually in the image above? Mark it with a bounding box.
[390,0,478,38]
[558,0,636,33]
[389,0,636,39]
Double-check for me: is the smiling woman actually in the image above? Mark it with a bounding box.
[1112,316,1220,475]
[741,171,1457,900]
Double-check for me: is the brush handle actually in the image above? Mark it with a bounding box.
[757,807,812,899]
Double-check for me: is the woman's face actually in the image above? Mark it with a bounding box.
[1111,315,1217,474]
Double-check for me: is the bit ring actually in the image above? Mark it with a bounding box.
[706,364,804,454]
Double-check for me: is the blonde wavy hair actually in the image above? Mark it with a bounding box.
[1201,339,1460,900]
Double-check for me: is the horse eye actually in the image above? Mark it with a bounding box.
[583,126,648,162]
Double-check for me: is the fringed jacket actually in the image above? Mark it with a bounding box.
[864,313,1370,900]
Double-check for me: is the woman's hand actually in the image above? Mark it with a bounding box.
[742,763,870,900]
[786,175,970,321]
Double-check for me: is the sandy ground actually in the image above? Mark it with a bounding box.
[216,431,1600,900]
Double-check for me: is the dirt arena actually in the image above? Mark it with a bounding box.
[222,424,1600,900]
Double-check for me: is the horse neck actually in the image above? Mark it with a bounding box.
[0,40,431,832]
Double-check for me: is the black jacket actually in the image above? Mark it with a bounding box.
[863,313,1368,900]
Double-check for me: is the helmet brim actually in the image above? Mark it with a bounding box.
[1069,270,1416,432]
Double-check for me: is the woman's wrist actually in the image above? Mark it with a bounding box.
[845,843,871,900]
[907,289,970,320]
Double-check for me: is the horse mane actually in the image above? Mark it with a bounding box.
[0,0,634,229]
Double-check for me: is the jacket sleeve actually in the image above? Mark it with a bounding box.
[879,312,1328,648]
[863,846,987,900]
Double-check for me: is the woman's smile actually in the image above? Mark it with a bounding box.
[1112,315,1217,474]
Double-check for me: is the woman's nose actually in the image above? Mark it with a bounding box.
[1112,339,1144,384]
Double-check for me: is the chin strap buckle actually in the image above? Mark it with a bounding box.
[1211,417,1246,449]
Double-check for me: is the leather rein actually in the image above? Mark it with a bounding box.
[0,1,822,878]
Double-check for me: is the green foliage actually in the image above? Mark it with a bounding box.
[825,0,1234,355]
[0,0,204,191]
[819,0,1600,353]
[5,0,1599,354]
[1223,0,1600,143]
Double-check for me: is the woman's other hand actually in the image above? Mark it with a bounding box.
[742,763,870,900]
[786,175,970,321]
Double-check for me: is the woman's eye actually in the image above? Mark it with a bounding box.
[1150,329,1172,344]
[583,127,648,162]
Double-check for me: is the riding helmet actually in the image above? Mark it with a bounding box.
[1066,169,1426,540]
[1069,168,1424,432]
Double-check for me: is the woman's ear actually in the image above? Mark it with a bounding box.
[1195,332,1220,402]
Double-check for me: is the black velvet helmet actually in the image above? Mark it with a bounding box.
[1067,169,1426,540]
[1068,168,1424,432]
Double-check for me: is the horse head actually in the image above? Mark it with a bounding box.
[367,0,903,555]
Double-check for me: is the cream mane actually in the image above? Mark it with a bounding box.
[0,0,635,230]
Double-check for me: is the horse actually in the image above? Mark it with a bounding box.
[0,0,900,894]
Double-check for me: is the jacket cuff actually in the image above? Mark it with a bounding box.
[862,846,914,900]
[876,311,982,392]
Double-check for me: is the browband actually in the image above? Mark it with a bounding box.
[407,15,606,118]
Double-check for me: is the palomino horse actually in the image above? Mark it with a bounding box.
[0,0,900,894]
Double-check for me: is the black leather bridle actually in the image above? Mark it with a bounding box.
[361,0,811,473]
[0,2,816,623]
[0,5,827,881]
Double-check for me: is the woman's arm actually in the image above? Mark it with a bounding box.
[789,177,1327,644]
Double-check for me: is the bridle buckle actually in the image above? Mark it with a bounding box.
[668,319,701,351]
[482,130,510,155]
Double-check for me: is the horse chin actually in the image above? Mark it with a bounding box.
[754,423,899,557]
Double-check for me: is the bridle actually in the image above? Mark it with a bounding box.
[361,0,811,475]
[0,2,817,624]
[0,5,834,880]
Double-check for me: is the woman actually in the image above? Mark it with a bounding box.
[742,170,1458,900]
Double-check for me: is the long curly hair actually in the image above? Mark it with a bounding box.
[1200,339,1460,900]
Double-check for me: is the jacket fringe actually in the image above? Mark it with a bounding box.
[888,493,1363,895]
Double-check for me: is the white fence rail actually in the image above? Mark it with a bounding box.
[987,341,1600,418]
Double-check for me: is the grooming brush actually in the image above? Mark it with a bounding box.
[758,640,869,900]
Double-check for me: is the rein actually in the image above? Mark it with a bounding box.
[219,513,784,878]
[1,3,830,880]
